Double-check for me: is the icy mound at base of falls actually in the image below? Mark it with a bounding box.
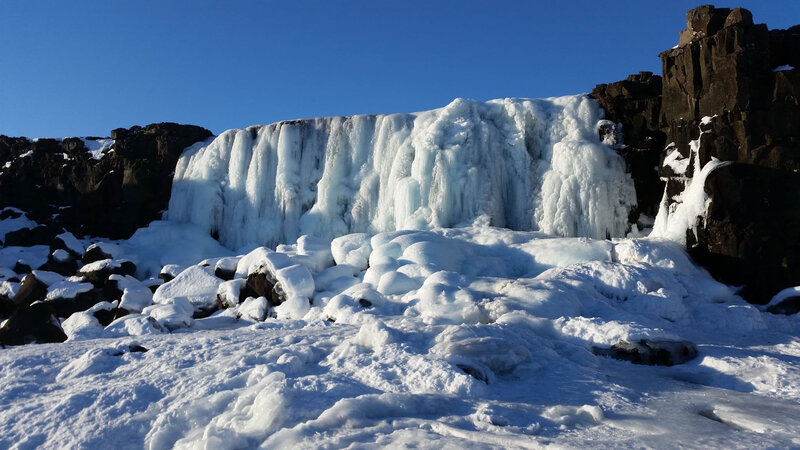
[166,95,636,249]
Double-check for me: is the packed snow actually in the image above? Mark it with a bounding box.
[167,95,636,249]
[3,224,800,447]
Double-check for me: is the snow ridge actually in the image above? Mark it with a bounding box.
[166,95,636,249]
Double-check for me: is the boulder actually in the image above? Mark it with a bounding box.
[3,225,57,247]
[12,273,49,307]
[593,339,698,366]
[0,302,66,346]
[81,244,112,264]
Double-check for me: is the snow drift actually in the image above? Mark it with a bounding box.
[167,95,636,249]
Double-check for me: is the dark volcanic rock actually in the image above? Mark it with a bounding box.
[593,339,698,366]
[0,302,66,346]
[82,244,112,264]
[12,274,48,308]
[0,123,212,239]
[3,225,58,247]
[655,6,800,303]
[12,261,32,275]
[93,307,129,326]
[590,72,666,219]
[767,296,800,315]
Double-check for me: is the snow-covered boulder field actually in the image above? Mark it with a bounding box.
[3,215,800,447]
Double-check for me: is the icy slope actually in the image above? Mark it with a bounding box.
[167,96,636,249]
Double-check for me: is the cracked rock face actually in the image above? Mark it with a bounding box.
[595,6,800,304]
[0,123,212,239]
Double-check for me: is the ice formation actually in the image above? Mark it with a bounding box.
[652,119,729,245]
[167,95,636,249]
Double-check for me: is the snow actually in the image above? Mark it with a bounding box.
[0,212,37,242]
[167,96,636,249]
[79,258,120,273]
[119,285,154,313]
[652,123,730,245]
[51,249,71,262]
[153,265,223,313]
[56,231,85,255]
[10,227,791,447]
[30,269,65,286]
[764,286,800,309]
[81,138,114,160]
[45,279,93,300]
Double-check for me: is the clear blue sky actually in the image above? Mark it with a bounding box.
[2,1,798,138]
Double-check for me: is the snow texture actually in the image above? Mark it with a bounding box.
[167,95,636,249]
[4,228,800,448]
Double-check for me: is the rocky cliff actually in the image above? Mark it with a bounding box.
[593,5,800,304]
[0,123,212,240]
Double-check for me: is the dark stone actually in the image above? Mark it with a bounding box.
[48,288,100,318]
[244,266,276,300]
[12,261,31,275]
[93,307,129,326]
[81,259,135,290]
[590,71,666,219]
[766,296,800,315]
[12,274,48,307]
[632,6,800,304]
[457,364,489,384]
[0,294,15,317]
[0,302,66,346]
[119,260,136,276]
[0,209,22,220]
[358,298,373,308]
[0,123,212,240]
[3,225,58,247]
[214,266,236,281]
[593,339,698,366]
[38,255,78,277]
[82,245,112,264]
[128,344,148,353]
[51,233,83,258]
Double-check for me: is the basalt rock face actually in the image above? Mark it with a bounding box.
[662,6,800,304]
[590,72,666,221]
[595,6,799,303]
[0,123,212,239]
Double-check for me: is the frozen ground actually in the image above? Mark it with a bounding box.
[3,225,800,448]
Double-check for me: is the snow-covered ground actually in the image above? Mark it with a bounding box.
[3,223,800,448]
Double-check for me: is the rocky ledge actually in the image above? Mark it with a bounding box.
[0,123,212,240]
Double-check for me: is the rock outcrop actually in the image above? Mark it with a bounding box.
[595,5,800,304]
[0,123,212,239]
[590,72,666,222]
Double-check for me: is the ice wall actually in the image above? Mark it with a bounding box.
[167,95,636,250]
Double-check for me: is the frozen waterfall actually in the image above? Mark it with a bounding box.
[166,95,636,250]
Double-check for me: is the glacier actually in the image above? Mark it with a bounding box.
[166,95,637,249]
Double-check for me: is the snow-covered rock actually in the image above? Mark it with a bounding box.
[153,265,222,315]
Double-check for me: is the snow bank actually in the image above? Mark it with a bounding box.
[167,96,636,248]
